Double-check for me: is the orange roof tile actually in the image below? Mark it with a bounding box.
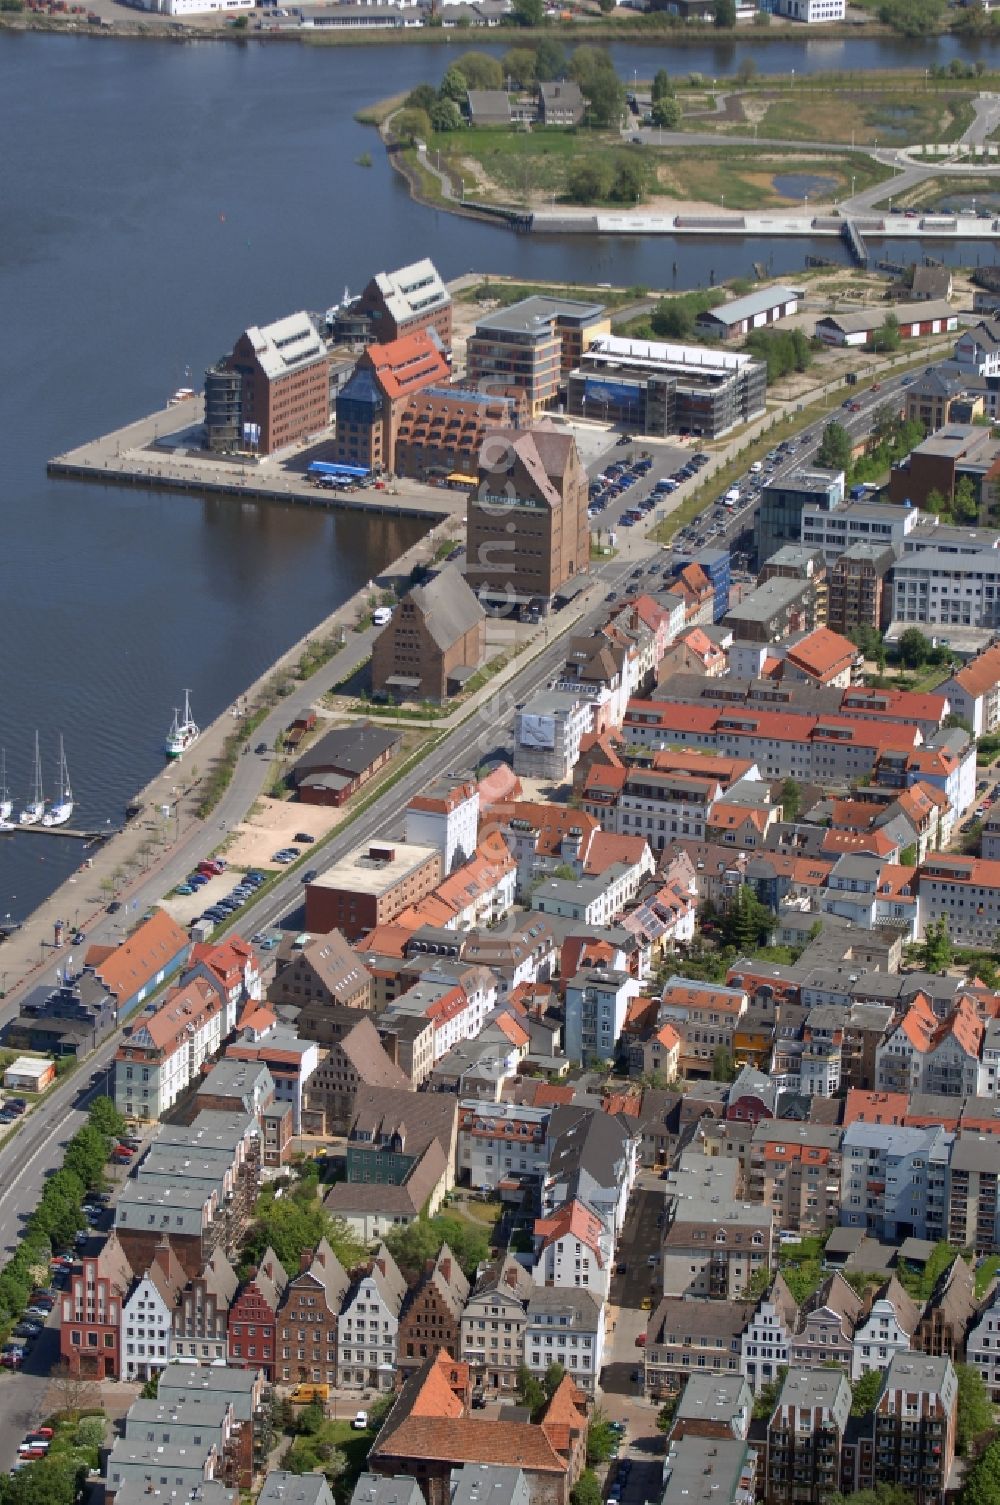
[88,910,190,1005]
[535,1199,606,1262]
[367,329,450,402]
[843,1090,908,1127]
[583,831,650,875]
[784,626,857,683]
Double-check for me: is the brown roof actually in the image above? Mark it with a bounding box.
[325,1138,449,1222]
[87,909,190,1004]
[121,976,221,1057]
[648,1297,753,1344]
[339,1016,410,1090]
[868,1275,923,1337]
[402,1243,471,1328]
[348,1083,457,1160]
[196,1248,239,1308]
[282,1237,351,1315]
[295,929,370,1004]
[954,642,1000,699]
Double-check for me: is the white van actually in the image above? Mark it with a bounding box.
[372,607,392,627]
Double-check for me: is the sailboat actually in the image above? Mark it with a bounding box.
[18,733,45,826]
[43,737,73,827]
[165,690,199,759]
[0,750,12,825]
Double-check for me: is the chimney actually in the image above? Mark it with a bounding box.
[439,1255,452,1284]
[299,1248,314,1274]
[374,1256,387,1277]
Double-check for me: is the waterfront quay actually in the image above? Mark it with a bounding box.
[47,395,462,522]
[530,206,1000,239]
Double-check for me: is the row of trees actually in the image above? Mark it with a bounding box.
[0,1096,126,1332]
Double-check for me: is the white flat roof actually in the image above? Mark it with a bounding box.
[585,333,753,372]
[309,840,438,896]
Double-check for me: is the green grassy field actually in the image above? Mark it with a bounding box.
[746,88,976,147]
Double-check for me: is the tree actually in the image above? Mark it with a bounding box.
[571,1472,603,1505]
[393,107,432,145]
[657,1395,679,1432]
[651,298,695,340]
[405,82,437,113]
[511,0,545,24]
[780,778,802,823]
[957,1363,994,1453]
[298,1402,324,1436]
[586,1409,619,1465]
[711,1046,737,1082]
[88,1095,125,1140]
[899,844,917,866]
[736,57,757,84]
[722,885,773,952]
[651,96,681,128]
[870,310,900,353]
[954,475,980,526]
[439,64,469,103]
[543,1361,567,1399]
[714,0,736,23]
[610,158,645,204]
[898,626,931,668]
[921,917,953,973]
[517,1364,547,1416]
[849,624,884,662]
[533,37,566,79]
[651,68,673,101]
[830,1488,914,1505]
[385,1212,491,1279]
[877,0,944,36]
[752,1365,787,1420]
[816,419,852,471]
[924,488,948,516]
[567,160,613,203]
[456,51,504,89]
[850,1367,883,1416]
[430,98,463,132]
[503,47,538,86]
[959,1437,1000,1505]
[581,69,625,127]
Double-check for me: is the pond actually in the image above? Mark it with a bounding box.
[771,172,840,201]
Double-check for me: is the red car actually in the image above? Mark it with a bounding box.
[635,1333,647,1347]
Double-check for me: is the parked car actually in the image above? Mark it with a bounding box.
[294,832,316,844]
[106,901,121,914]
[303,869,318,883]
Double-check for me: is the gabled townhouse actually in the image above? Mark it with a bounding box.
[532,1199,613,1303]
[740,1274,798,1394]
[276,1238,350,1387]
[337,1244,407,1391]
[186,936,262,1037]
[460,1254,534,1396]
[325,1087,456,1240]
[914,1254,976,1362]
[228,1246,288,1380]
[939,640,1000,737]
[875,993,937,1094]
[115,976,224,1123]
[645,1298,753,1400]
[876,994,982,1097]
[84,909,191,1024]
[965,1284,1000,1399]
[765,1367,852,1505]
[397,1244,470,1379]
[524,1287,604,1395]
[304,1015,409,1135]
[60,1230,133,1378]
[852,1275,922,1381]
[268,928,373,1039]
[789,1273,864,1372]
[121,1240,187,1382]
[172,1247,239,1366]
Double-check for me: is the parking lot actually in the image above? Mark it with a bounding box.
[585,440,707,542]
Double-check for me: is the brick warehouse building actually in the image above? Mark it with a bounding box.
[394,385,527,484]
[465,427,589,610]
[291,722,403,808]
[350,258,453,350]
[205,312,331,456]
[372,566,486,703]
[305,841,441,940]
[333,330,449,473]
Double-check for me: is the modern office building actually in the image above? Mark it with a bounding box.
[755,467,845,569]
[347,259,452,349]
[566,335,766,441]
[466,296,609,416]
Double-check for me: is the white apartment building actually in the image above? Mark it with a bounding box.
[524,1287,605,1394]
[892,547,1000,630]
[774,0,845,17]
[563,967,641,1066]
[457,1100,549,1192]
[115,978,223,1122]
[533,1198,614,1303]
[918,854,1000,947]
[978,1020,1000,1096]
[405,780,480,872]
[513,689,595,784]
[337,1247,406,1391]
[800,499,917,563]
[955,318,1000,377]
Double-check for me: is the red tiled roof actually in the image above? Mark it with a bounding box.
[784,626,857,683]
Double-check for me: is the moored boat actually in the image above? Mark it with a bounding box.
[18,733,45,826]
[43,736,73,827]
[165,689,199,759]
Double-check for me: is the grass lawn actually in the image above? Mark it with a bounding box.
[749,88,975,147]
[458,278,645,309]
[285,1416,375,1484]
[447,1195,503,1229]
[430,124,656,206]
[652,149,890,210]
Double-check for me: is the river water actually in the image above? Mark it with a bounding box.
[2,24,1000,921]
